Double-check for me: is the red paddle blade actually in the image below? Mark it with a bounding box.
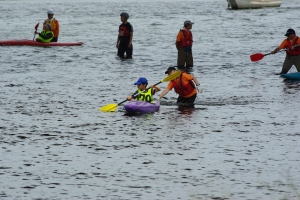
[250,53,264,62]
[34,23,40,30]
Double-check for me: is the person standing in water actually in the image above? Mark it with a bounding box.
[116,12,133,59]
[158,66,202,105]
[176,20,194,69]
[271,28,300,74]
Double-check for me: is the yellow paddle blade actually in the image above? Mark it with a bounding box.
[99,104,118,112]
[161,70,181,82]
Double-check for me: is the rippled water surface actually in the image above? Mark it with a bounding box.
[1,0,300,199]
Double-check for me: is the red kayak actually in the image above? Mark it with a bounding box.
[0,39,83,46]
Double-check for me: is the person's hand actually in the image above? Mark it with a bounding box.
[116,43,119,48]
[291,46,296,50]
[156,97,161,102]
[197,86,203,94]
[127,96,133,101]
[271,50,277,54]
[34,31,38,34]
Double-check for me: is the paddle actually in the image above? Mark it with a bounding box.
[33,23,40,41]
[250,49,286,62]
[99,70,181,112]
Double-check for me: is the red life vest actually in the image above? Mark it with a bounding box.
[178,29,193,48]
[171,72,195,97]
[285,37,300,56]
[119,24,130,37]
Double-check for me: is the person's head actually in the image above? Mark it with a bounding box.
[165,66,177,75]
[44,24,52,30]
[284,28,296,39]
[47,9,54,19]
[120,12,129,22]
[134,77,148,90]
[184,20,194,29]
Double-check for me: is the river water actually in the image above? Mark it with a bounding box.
[1,0,300,199]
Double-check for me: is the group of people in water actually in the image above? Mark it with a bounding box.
[35,10,300,106]
[115,12,200,105]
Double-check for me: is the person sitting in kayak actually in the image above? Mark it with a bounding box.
[35,24,54,43]
[157,66,202,105]
[127,77,161,103]
[43,9,59,42]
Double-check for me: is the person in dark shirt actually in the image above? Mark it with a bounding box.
[116,12,133,59]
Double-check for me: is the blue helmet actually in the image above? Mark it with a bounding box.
[120,12,129,19]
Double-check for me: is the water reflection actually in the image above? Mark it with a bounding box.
[282,79,300,94]
[177,104,195,115]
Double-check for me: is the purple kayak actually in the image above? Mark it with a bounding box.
[123,100,160,113]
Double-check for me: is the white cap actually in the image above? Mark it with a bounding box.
[47,9,54,15]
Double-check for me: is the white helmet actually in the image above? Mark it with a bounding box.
[47,9,54,15]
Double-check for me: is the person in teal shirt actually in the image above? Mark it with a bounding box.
[35,24,54,43]
[127,77,161,103]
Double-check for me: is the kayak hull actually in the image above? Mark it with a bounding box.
[281,72,300,80]
[124,100,160,113]
[0,39,83,46]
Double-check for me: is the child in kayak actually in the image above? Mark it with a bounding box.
[35,24,54,43]
[127,77,161,103]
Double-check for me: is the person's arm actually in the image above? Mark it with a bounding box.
[127,91,139,101]
[187,74,202,93]
[192,76,200,86]
[128,32,133,47]
[193,76,203,94]
[158,88,170,101]
[271,47,282,54]
[175,31,182,50]
[55,20,59,36]
[271,40,286,54]
[116,35,120,48]
[150,85,161,93]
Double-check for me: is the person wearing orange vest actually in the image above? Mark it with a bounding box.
[43,9,59,42]
[157,66,202,105]
[271,28,300,74]
[116,12,133,59]
[176,20,194,69]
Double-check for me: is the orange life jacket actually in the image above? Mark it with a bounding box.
[44,18,59,37]
[178,29,193,48]
[285,37,300,56]
[171,72,195,96]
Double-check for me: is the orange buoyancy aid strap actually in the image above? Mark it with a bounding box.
[171,73,195,96]
[44,18,59,37]
[178,29,193,47]
[286,37,300,56]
